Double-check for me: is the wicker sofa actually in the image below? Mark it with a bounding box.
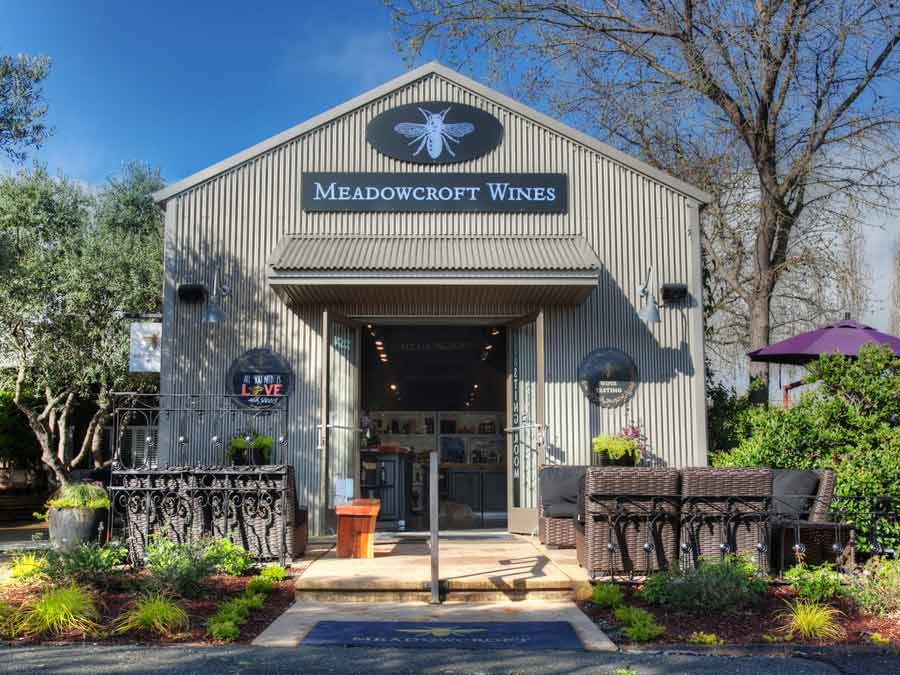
[574,467,681,578]
[538,465,587,548]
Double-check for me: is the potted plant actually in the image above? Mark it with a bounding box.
[36,482,110,551]
[227,434,274,465]
[591,422,646,466]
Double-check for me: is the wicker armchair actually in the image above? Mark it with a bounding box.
[773,470,854,569]
[538,465,587,548]
[679,468,773,572]
[575,467,681,578]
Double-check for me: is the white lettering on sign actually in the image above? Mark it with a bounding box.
[311,181,558,203]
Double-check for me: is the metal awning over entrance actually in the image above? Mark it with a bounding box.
[267,234,601,306]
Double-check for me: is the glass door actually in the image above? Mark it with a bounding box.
[319,309,362,533]
[506,310,545,534]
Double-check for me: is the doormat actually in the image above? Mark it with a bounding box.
[300,620,583,650]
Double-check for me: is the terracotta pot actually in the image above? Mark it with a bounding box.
[48,507,108,551]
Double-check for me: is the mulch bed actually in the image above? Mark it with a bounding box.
[579,584,900,647]
[1,573,294,646]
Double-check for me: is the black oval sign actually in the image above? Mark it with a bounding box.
[366,101,503,164]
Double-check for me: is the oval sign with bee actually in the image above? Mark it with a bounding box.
[366,101,503,164]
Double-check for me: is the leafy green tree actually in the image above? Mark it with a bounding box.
[0,53,51,162]
[0,164,164,484]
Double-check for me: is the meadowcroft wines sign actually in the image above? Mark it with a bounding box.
[301,172,568,214]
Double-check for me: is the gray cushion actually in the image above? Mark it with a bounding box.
[773,470,820,519]
[540,466,586,511]
[543,502,578,519]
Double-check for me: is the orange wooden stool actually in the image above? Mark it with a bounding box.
[335,498,381,558]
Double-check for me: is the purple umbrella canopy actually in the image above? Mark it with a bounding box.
[748,320,900,365]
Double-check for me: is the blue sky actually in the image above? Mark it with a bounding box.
[2,0,894,336]
[1,0,409,184]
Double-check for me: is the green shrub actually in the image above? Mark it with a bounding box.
[591,582,624,609]
[10,584,100,637]
[206,588,269,642]
[44,542,128,585]
[246,576,273,595]
[259,564,287,582]
[639,556,766,612]
[44,482,110,511]
[687,630,724,645]
[144,536,214,598]
[776,600,845,642]
[591,433,640,463]
[208,618,240,642]
[613,605,664,642]
[784,563,845,603]
[202,539,254,576]
[112,594,189,636]
[847,557,900,616]
[714,345,900,552]
[10,552,47,582]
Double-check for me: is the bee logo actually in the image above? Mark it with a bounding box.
[395,626,487,638]
[393,106,475,160]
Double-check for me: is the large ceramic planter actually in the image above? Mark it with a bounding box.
[48,507,108,551]
[592,451,637,467]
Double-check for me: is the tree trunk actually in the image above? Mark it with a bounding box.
[748,288,772,405]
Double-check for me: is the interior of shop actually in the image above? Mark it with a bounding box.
[359,324,507,531]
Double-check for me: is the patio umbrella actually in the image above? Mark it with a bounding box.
[747,318,900,405]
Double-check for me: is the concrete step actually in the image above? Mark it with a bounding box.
[295,579,575,603]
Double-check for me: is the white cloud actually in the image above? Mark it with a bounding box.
[278,26,404,93]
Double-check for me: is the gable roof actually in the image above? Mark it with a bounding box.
[153,61,711,204]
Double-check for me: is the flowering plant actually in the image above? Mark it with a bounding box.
[591,421,647,465]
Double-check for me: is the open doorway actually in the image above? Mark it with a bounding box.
[358,324,507,531]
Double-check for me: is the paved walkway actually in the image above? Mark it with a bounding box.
[293,532,587,599]
[3,644,890,674]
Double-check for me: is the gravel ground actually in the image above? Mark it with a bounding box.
[1,644,898,675]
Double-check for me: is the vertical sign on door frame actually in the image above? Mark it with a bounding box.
[511,357,521,508]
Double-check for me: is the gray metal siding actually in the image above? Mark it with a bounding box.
[160,71,706,534]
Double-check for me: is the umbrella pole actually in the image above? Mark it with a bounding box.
[782,380,805,408]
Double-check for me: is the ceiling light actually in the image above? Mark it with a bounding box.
[376,344,384,351]
[389,384,397,391]
[374,340,383,346]
[473,384,479,389]
[490,328,500,336]
[484,344,493,351]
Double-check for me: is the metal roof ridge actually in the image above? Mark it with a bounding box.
[153,61,711,205]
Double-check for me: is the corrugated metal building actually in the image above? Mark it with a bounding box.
[153,62,710,535]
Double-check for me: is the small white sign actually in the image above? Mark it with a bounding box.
[129,322,162,373]
[333,477,354,506]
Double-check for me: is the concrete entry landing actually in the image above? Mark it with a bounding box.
[293,533,588,603]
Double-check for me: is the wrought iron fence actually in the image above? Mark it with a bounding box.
[110,393,289,467]
[107,393,299,565]
[108,465,297,565]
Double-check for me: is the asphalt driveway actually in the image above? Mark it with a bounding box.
[1,644,897,675]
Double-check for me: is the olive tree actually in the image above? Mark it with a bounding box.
[0,163,163,484]
[0,52,51,162]
[388,1,900,395]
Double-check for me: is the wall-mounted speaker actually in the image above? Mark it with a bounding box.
[177,283,207,304]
